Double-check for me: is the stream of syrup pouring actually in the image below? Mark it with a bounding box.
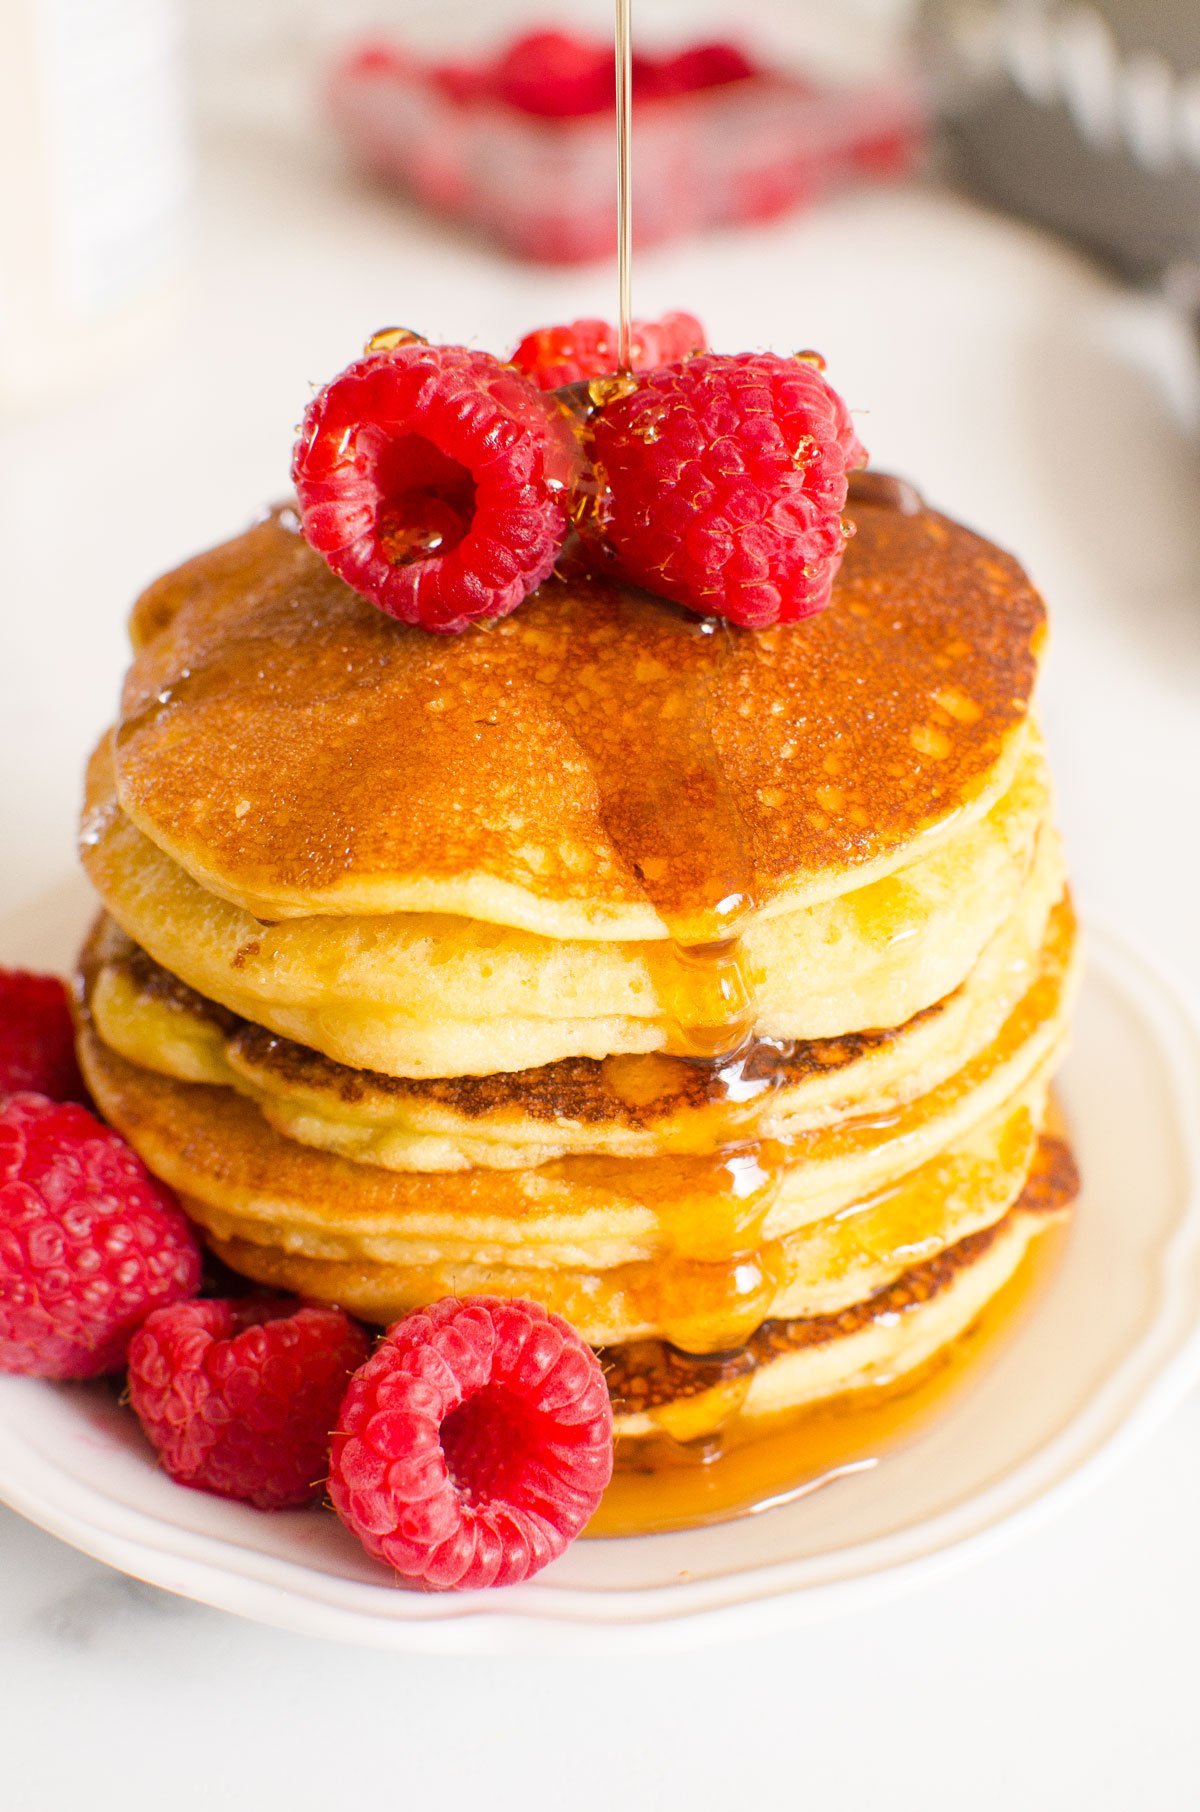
[614,0,634,372]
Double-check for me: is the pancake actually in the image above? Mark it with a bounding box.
[79,1004,1054,1351]
[74,890,1076,1351]
[81,727,1056,1077]
[185,1082,1051,1350]
[81,838,1066,1170]
[109,489,1045,943]
[606,1133,1079,1442]
[75,896,1075,1271]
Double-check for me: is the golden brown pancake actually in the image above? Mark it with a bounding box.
[77,964,1051,1321]
[107,491,1045,940]
[74,877,1076,1353]
[181,1084,1050,1351]
[81,851,1067,1170]
[75,890,1075,1267]
[81,725,1059,1075]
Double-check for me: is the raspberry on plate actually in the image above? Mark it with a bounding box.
[0,968,88,1104]
[329,1296,613,1590]
[0,1092,202,1379]
[128,1296,370,1511]
[510,312,707,390]
[292,340,579,633]
[588,350,867,627]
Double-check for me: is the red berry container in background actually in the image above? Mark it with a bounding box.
[326,32,925,264]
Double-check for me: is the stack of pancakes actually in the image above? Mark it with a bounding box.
[75,474,1080,1456]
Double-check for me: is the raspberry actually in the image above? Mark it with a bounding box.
[654,42,760,95]
[128,1296,369,1511]
[489,31,614,118]
[588,351,867,627]
[329,1297,613,1590]
[510,312,707,391]
[292,341,578,633]
[0,968,87,1104]
[486,32,712,117]
[0,1093,202,1379]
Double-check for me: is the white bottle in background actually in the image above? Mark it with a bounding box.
[0,0,189,409]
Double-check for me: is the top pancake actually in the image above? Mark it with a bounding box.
[108,479,1046,942]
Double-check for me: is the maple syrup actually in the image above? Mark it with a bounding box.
[586,1209,1072,1537]
[614,0,634,371]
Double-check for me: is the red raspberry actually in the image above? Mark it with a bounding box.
[654,42,760,95]
[510,312,707,391]
[128,1296,369,1511]
[0,1093,201,1379]
[588,351,867,627]
[0,968,87,1104]
[329,1297,613,1591]
[292,341,578,634]
[489,31,614,118]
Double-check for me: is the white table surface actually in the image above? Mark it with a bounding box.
[2,96,1200,1810]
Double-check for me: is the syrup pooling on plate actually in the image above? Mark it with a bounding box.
[588,1131,1079,1537]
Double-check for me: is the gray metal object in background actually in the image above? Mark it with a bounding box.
[921,1,1200,289]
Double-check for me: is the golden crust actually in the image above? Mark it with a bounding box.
[73,893,1076,1275]
[79,916,944,1130]
[109,488,1045,937]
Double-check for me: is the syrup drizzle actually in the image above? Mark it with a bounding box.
[591,9,765,1064]
[614,0,634,371]
[538,472,951,1366]
[587,1203,1073,1538]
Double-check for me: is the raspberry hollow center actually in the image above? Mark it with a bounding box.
[375,434,476,566]
[441,1384,546,1509]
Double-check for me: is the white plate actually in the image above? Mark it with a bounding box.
[1,900,1198,1654]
